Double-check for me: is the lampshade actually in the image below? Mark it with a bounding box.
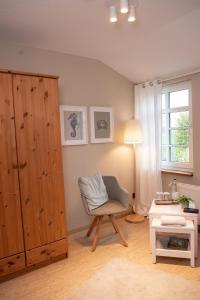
[124,119,142,144]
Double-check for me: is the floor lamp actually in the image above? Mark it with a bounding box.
[124,119,145,223]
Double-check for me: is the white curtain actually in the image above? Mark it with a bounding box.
[134,81,163,215]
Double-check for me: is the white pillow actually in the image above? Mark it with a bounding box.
[78,172,109,211]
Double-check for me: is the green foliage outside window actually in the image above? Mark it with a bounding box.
[171,112,189,162]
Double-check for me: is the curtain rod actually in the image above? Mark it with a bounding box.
[135,69,200,86]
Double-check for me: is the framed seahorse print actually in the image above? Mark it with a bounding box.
[90,106,114,143]
[60,106,88,145]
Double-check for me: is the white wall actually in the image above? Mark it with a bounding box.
[0,42,134,231]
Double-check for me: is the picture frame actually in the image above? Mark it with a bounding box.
[90,106,114,143]
[60,105,88,145]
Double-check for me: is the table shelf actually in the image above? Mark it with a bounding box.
[156,238,191,259]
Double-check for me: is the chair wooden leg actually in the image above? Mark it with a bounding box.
[108,214,117,233]
[86,216,99,237]
[91,216,103,252]
[109,215,128,247]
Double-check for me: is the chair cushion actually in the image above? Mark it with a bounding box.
[90,200,128,216]
[78,172,109,211]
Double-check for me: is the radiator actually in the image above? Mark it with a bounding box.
[177,182,200,224]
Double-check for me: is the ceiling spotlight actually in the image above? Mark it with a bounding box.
[128,4,136,22]
[120,0,128,14]
[109,5,118,22]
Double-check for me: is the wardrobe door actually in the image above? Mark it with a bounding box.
[13,75,67,252]
[0,73,25,267]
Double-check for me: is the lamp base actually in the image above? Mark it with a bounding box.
[125,214,145,223]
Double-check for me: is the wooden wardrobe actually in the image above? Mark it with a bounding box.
[0,70,67,280]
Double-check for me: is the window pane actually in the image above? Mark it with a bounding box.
[170,147,189,162]
[162,113,167,129]
[170,129,189,145]
[162,94,166,110]
[170,111,189,128]
[170,89,189,108]
[162,114,168,145]
[161,146,167,161]
[162,131,168,145]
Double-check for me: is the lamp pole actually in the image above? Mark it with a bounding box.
[124,119,145,223]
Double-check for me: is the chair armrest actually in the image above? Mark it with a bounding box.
[102,176,130,209]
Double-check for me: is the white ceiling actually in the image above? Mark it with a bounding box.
[0,0,200,82]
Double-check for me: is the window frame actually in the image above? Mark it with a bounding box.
[161,81,193,171]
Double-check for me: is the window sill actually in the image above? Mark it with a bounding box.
[161,169,193,176]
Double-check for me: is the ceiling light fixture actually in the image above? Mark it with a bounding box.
[128,3,136,22]
[109,5,118,23]
[120,0,129,14]
[109,0,137,24]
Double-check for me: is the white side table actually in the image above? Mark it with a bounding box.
[151,218,195,267]
[149,200,199,257]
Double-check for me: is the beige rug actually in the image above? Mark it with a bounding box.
[68,258,200,300]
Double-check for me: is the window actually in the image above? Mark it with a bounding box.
[161,81,193,171]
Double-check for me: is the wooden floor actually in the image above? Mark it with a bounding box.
[0,218,200,300]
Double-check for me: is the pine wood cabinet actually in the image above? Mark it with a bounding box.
[0,70,67,280]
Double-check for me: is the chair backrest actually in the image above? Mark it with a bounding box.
[78,174,130,215]
[102,176,121,200]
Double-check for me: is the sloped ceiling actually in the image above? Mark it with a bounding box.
[0,0,200,82]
